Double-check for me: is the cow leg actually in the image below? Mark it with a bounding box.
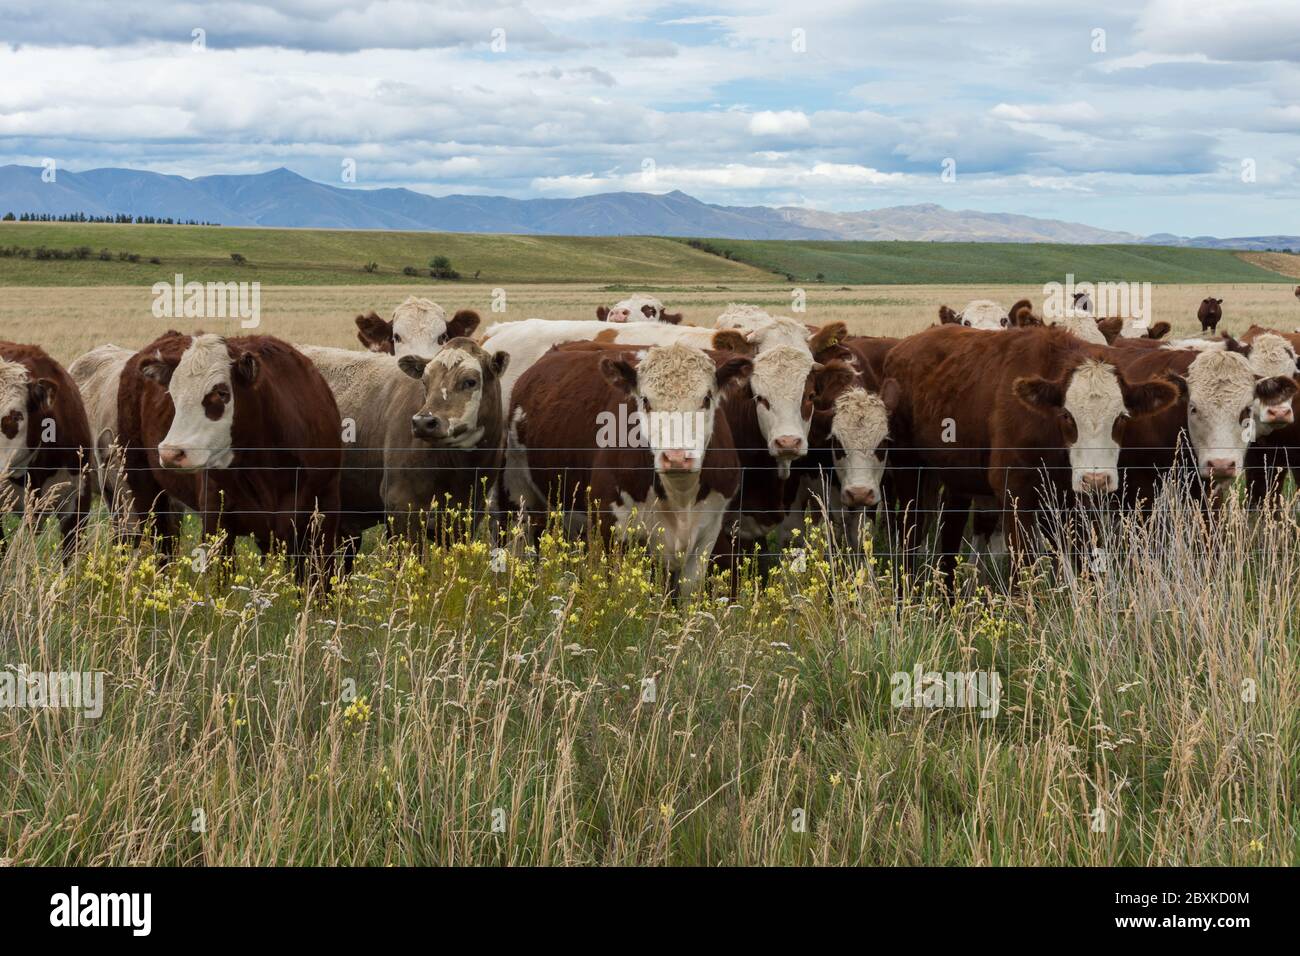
[936,490,971,591]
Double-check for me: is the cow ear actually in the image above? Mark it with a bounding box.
[1146,321,1171,340]
[1095,317,1123,344]
[712,330,755,356]
[1255,375,1298,405]
[1120,376,1178,417]
[28,378,57,412]
[659,311,684,325]
[233,351,260,386]
[938,305,959,325]
[1222,333,1251,356]
[447,309,480,339]
[813,361,855,401]
[140,356,173,386]
[596,306,610,322]
[1013,375,1065,412]
[807,321,847,354]
[600,356,638,394]
[715,356,753,394]
[490,350,510,377]
[398,355,430,380]
[355,312,394,353]
[1165,373,1190,402]
[1216,298,1224,304]
[879,377,901,414]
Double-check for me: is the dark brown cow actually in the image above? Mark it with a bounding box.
[1197,297,1223,333]
[882,325,1178,579]
[118,332,342,580]
[504,341,750,593]
[0,342,94,558]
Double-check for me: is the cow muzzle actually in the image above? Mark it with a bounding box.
[1077,471,1116,494]
[658,449,697,472]
[771,435,806,460]
[411,413,449,441]
[158,445,191,470]
[606,308,632,323]
[1204,458,1239,481]
[1262,403,1294,425]
[840,485,877,508]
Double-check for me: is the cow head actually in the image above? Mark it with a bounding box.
[356,297,480,357]
[398,338,509,447]
[597,296,680,324]
[1072,291,1094,315]
[824,379,900,509]
[1008,299,1043,328]
[1166,349,1297,483]
[0,360,55,481]
[1014,359,1178,494]
[600,343,751,474]
[1222,333,1299,436]
[142,333,252,471]
[747,345,819,474]
[945,300,1009,330]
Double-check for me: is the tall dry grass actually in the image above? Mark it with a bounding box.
[0,484,1294,866]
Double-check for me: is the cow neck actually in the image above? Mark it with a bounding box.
[654,470,701,511]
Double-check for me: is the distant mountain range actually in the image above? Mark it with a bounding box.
[1,164,1295,250]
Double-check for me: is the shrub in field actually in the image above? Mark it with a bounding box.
[0,483,1294,865]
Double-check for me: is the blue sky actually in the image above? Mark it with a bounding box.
[0,0,1297,235]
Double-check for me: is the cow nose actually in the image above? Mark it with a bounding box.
[1079,472,1112,493]
[772,435,805,458]
[609,309,631,323]
[411,413,442,438]
[1206,458,1238,479]
[659,449,695,471]
[841,485,877,508]
[1265,404,1294,424]
[158,445,187,468]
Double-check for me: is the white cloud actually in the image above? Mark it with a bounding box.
[748,110,811,136]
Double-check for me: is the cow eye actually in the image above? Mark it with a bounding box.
[437,333,447,344]
[462,378,478,390]
[394,334,402,343]
[962,319,972,327]
[1189,405,1198,415]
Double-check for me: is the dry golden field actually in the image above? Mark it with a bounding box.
[3,281,1299,364]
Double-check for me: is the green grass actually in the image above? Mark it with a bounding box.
[0,490,1295,865]
[683,238,1299,285]
[0,222,774,286]
[4,221,1296,287]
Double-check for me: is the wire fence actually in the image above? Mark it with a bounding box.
[4,440,1298,566]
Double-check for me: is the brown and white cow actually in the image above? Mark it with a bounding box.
[1109,344,1296,503]
[117,332,342,579]
[68,343,135,511]
[882,325,1178,578]
[1197,297,1223,333]
[300,338,508,552]
[505,342,751,593]
[1238,325,1300,501]
[481,315,844,471]
[938,299,1010,330]
[596,295,682,324]
[0,342,94,558]
[354,296,481,358]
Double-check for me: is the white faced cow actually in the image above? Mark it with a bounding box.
[354,296,480,358]
[596,295,682,324]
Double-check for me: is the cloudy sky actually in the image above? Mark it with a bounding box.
[1,0,1297,235]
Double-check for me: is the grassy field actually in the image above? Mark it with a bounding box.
[694,238,1300,285]
[0,222,774,286]
[0,270,1297,866]
[3,221,1299,288]
[0,486,1295,865]
[2,281,1297,367]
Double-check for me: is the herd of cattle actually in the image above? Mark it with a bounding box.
[2,288,1300,592]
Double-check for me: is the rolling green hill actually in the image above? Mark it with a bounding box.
[1,221,1295,286]
[681,238,1298,285]
[0,222,774,286]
